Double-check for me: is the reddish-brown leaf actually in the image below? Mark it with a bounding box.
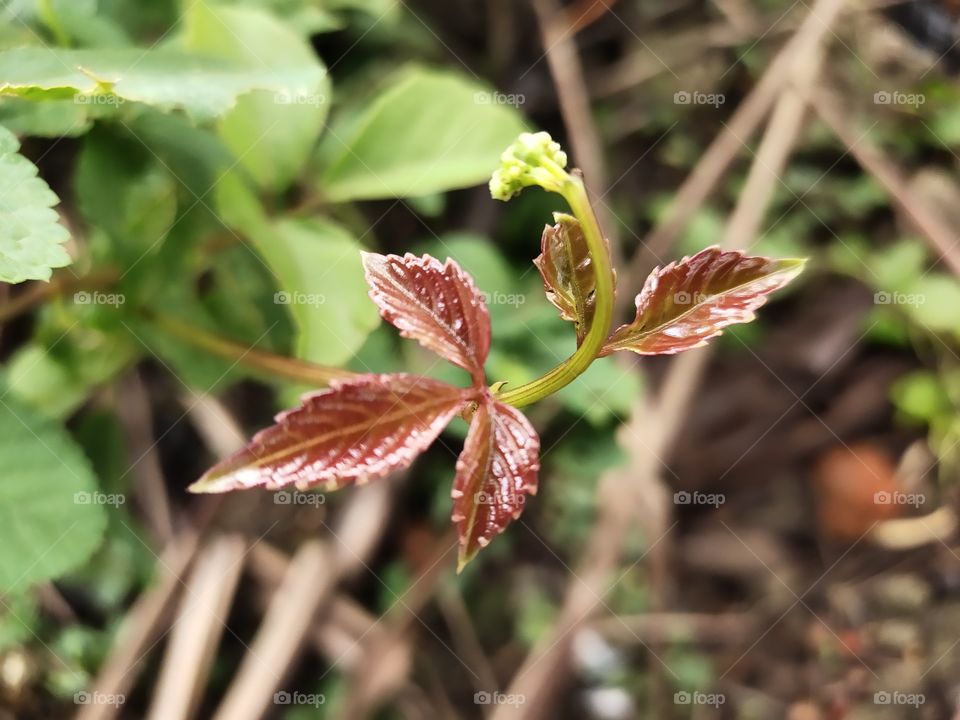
[189,374,470,494]
[451,394,540,571]
[362,252,491,385]
[534,214,613,346]
[600,247,805,356]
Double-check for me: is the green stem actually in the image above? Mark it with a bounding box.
[38,0,70,46]
[496,176,614,408]
[149,312,357,387]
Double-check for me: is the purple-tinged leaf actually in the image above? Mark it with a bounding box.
[534,215,614,346]
[362,252,491,385]
[452,394,539,571]
[189,374,470,494]
[600,247,805,356]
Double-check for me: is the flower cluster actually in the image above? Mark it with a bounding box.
[488,131,569,200]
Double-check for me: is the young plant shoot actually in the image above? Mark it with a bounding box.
[190,132,806,571]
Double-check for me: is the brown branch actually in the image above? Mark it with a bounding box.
[624,0,849,305]
[211,541,335,720]
[146,535,247,720]
[564,0,623,34]
[810,89,960,278]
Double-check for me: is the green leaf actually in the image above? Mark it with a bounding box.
[0,397,107,591]
[0,125,71,283]
[76,126,178,264]
[0,46,323,121]
[0,591,38,652]
[5,333,135,420]
[184,2,330,191]
[217,173,380,365]
[904,274,960,334]
[205,0,345,34]
[0,98,92,138]
[320,67,527,201]
[264,218,381,365]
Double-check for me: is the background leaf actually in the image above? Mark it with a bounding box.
[0,125,71,283]
[0,397,107,591]
[184,2,330,191]
[216,173,379,367]
[0,47,323,121]
[320,67,527,201]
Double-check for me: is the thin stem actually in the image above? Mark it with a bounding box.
[148,312,357,387]
[496,176,614,407]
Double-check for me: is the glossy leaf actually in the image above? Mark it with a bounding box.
[362,252,491,385]
[0,47,322,121]
[190,374,470,494]
[0,397,107,591]
[534,214,612,345]
[319,68,527,201]
[184,3,330,191]
[601,247,805,356]
[452,394,540,571]
[0,125,71,283]
[217,174,380,367]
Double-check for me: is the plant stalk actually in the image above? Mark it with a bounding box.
[149,312,356,388]
[496,176,614,407]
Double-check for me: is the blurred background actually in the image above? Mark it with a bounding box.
[2,0,960,718]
